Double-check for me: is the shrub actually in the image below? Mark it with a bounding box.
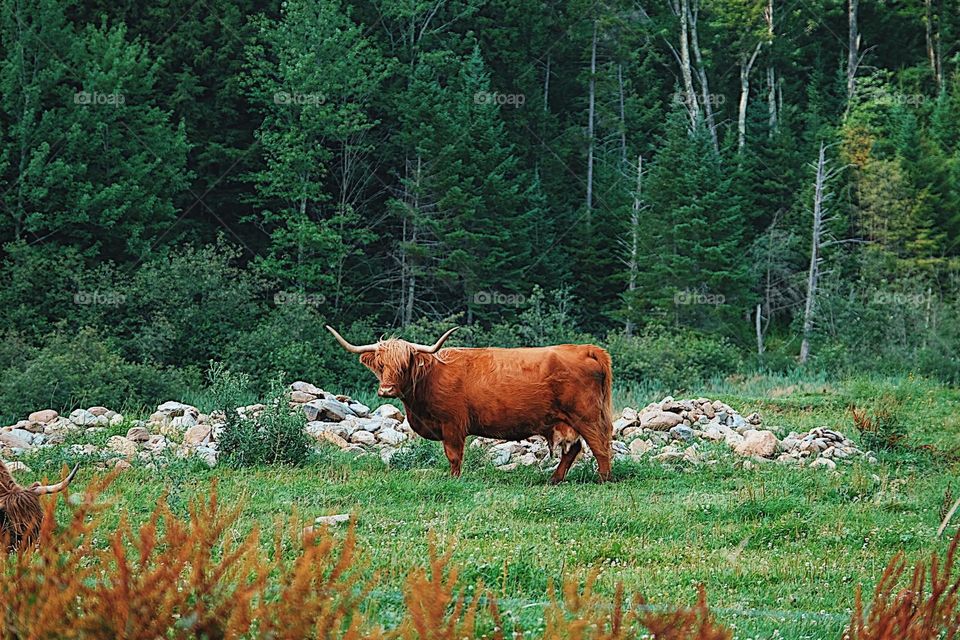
[211,365,311,467]
[604,329,743,390]
[0,328,192,421]
[852,394,909,452]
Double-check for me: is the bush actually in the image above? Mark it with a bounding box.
[604,328,743,390]
[211,365,311,467]
[0,328,192,421]
[225,305,373,393]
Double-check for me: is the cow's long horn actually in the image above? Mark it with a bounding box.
[30,463,79,495]
[325,326,378,353]
[411,326,459,353]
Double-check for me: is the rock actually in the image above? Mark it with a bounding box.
[126,426,151,442]
[195,446,218,467]
[69,409,97,426]
[639,410,684,431]
[702,427,725,441]
[621,407,638,421]
[375,404,404,421]
[776,453,799,464]
[809,457,837,471]
[377,427,406,445]
[730,414,747,429]
[349,430,376,446]
[290,390,317,403]
[114,459,132,471]
[490,444,513,466]
[314,513,350,526]
[351,417,381,433]
[183,424,212,447]
[613,417,636,433]
[498,462,519,471]
[724,431,745,447]
[145,435,169,453]
[669,425,695,441]
[109,414,124,427]
[0,431,31,449]
[653,447,684,462]
[629,439,653,457]
[170,414,198,430]
[303,398,355,422]
[518,452,538,466]
[5,461,31,473]
[682,446,701,464]
[348,402,371,417]
[291,381,325,396]
[28,409,58,424]
[88,406,109,417]
[156,401,195,415]
[318,431,350,449]
[734,430,779,458]
[107,435,137,460]
[746,412,762,425]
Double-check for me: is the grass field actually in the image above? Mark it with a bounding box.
[19,373,960,639]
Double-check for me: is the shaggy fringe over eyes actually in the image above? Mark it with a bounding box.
[3,477,960,639]
[368,339,452,393]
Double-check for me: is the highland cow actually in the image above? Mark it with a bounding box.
[326,326,614,483]
[0,461,79,549]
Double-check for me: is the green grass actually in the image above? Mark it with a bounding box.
[19,373,960,639]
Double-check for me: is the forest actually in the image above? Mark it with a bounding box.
[1,0,958,415]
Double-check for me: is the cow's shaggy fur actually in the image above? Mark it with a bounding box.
[0,460,77,549]
[351,336,614,483]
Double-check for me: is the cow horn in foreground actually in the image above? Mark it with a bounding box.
[1,462,80,549]
[329,328,614,484]
[325,325,378,353]
[30,462,80,495]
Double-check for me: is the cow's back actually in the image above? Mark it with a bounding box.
[424,345,610,440]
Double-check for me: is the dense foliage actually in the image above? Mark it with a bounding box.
[1,0,958,410]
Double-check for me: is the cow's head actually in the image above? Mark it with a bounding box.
[325,326,458,399]
[1,462,79,550]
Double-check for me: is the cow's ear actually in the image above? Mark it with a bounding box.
[359,352,377,370]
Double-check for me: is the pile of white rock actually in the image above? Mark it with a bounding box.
[0,389,875,475]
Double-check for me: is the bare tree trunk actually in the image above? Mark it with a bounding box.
[755,303,764,355]
[400,156,423,327]
[800,142,828,364]
[688,0,718,151]
[668,0,699,126]
[543,55,551,112]
[847,0,860,103]
[925,0,943,90]
[767,66,777,134]
[585,21,597,217]
[625,155,642,337]
[738,42,763,151]
[618,64,628,165]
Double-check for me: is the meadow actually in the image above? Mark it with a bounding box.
[16,372,959,639]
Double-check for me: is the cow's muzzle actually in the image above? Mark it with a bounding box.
[378,385,400,398]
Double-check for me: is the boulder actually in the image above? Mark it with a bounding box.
[126,426,151,442]
[88,406,109,417]
[377,427,406,445]
[629,439,653,457]
[107,435,137,460]
[809,457,837,471]
[348,402,371,417]
[0,431,31,449]
[349,430,376,446]
[290,390,317,403]
[28,409,58,424]
[639,410,683,431]
[318,431,349,449]
[291,381,325,396]
[669,425,695,441]
[734,430,778,458]
[303,398,355,422]
[183,424,212,447]
[5,461,31,473]
[69,409,97,426]
[375,404,404,421]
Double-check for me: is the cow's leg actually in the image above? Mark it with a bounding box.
[442,436,466,478]
[579,429,613,483]
[550,439,583,484]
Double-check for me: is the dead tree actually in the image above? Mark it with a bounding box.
[800,142,849,364]
[0,461,79,549]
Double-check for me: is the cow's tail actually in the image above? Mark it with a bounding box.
[590,346,614,448]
